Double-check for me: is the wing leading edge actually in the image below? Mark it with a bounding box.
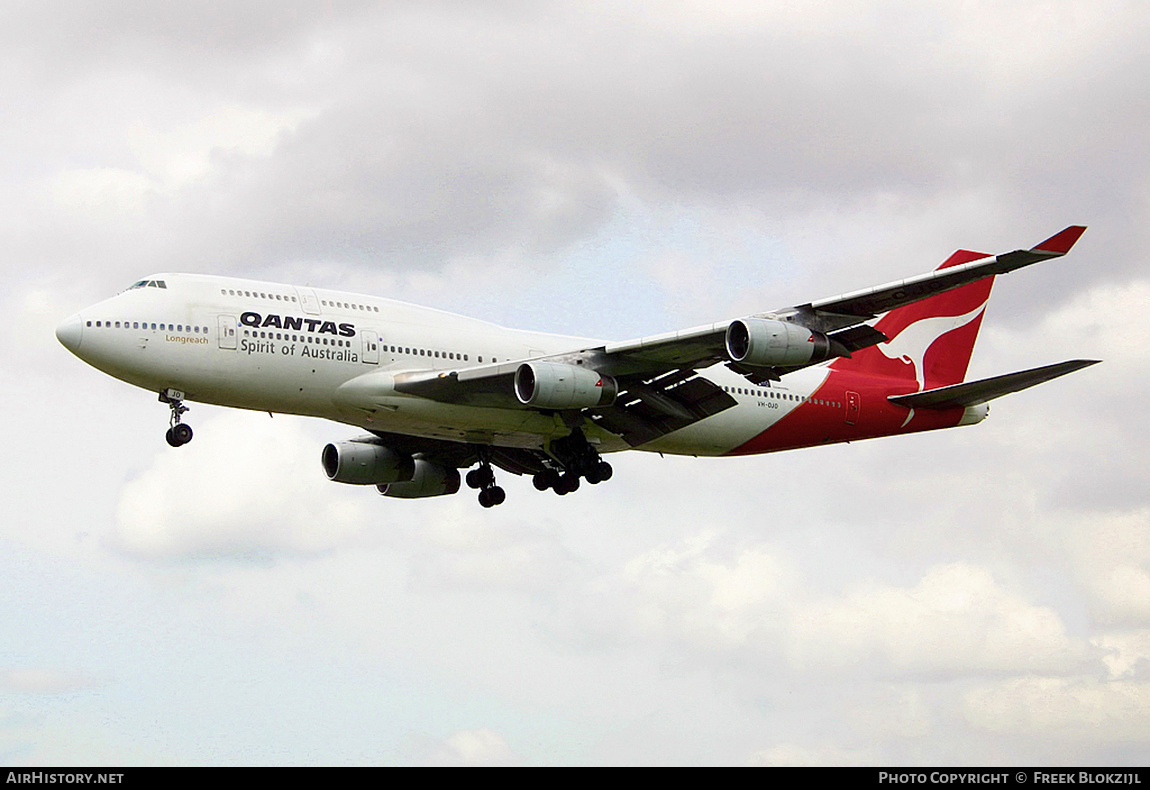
[600,226,1087,373]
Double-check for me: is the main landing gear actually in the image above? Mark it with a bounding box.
[467,429,613,508]
[160,389,193,447]
[532,428,612,496]
[465,456,506,508]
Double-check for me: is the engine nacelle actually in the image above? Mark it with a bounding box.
[377,460,462,498]
[515,361,617,409]
[725,318,833,367]
[322,441,416,485]
[958,403,990,426]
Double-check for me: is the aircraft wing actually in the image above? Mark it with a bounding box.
[354,430,553,477]
[598,225,1087,373]
[799,225,1087,325]
[344,226,1087,446]
[380,360,739,448]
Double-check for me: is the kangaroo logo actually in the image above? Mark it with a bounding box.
[877,303,987,427]
[877,303,987,392]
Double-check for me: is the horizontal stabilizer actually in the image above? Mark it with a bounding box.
[888,359,1100,410]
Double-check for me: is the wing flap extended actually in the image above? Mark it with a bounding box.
[588,369,736,446]
[888,359,1100,410]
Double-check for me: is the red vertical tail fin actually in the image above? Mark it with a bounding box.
[831,250,995,391]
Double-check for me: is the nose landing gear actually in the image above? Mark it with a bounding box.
[160,389,193,447]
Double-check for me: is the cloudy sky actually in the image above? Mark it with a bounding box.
[3,0,1148,766]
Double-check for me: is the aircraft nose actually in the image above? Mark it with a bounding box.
[56,313,84,353]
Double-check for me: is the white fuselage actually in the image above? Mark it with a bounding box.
[57,273,820,457]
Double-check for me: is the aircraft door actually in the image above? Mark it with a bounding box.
[361,330,379,364]
[845,391,860,425]
[218,315,237,350]
[295,287,322,315]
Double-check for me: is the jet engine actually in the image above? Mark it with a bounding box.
[958,403,990,426]
[377,459,462,498]
[515,361,617,409]
[322,441,416,485]
[725,318,834,367]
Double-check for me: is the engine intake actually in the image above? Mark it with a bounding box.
[515,361,617,409]
[725,318,833,367]
[322,441,416,485]
[377,460,461,498]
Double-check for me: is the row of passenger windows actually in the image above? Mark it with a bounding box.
[87,320,206,333]
[86,317,503,364]
[322,299,379,312]
[222,289,297,302]
[722,385,841,408]
[244,329,351,347]
[241,331,498,362]
[218,288,383,314]
[388,346,471,362]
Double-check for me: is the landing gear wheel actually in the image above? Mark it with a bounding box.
[553,473,580,495]
[478,485,506,508]
[591,461,612,483]
[466,465,495,490]
[548,428,613,493]
[165,424,193,447]
[160,388,192,447]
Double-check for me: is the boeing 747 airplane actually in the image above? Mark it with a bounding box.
[56,226,1097,507]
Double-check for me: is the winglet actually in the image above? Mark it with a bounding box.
[1033,225,1087,255]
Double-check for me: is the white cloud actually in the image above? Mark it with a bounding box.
[585,534,1089,678]
[128,104,317,190]
[1058,509,1150,627]
[787,563,1088,675]
[429,728,517,766]
[1094,630,1150,680]
[964,677,1150,742]
[0,669,95,695]
[48,167,154,219]
[111,411,372,561]
[748,741,881,767]
[610,532,795,650]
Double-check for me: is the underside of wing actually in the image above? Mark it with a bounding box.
[358,430,553,477]
[587,368,736,447]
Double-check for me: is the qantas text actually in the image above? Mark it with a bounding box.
[240,311,355,337]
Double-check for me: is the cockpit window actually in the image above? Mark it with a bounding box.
[126,279,167,290]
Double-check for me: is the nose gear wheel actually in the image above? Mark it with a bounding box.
[160,389,193,447]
